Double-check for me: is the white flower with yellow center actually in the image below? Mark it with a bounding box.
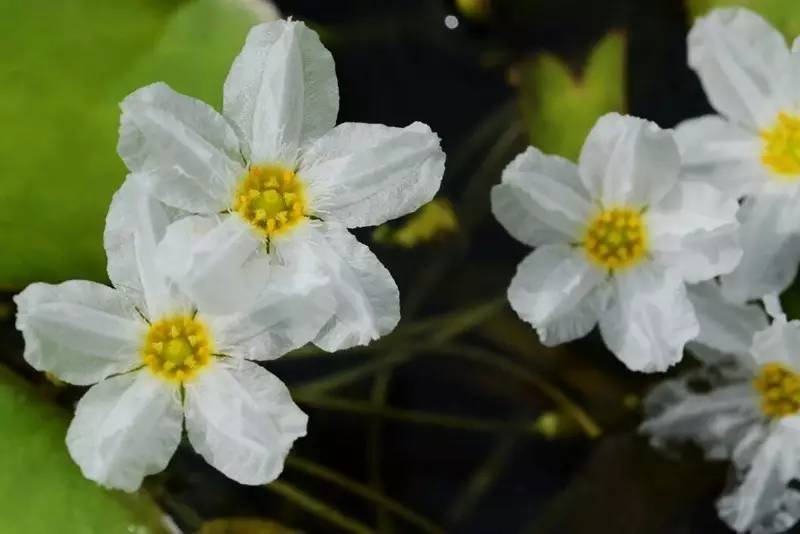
[642,287,800,534]
[14,181,334,491]
[491,113,742,372]
[676,8,800,303]
[117,19,445,351]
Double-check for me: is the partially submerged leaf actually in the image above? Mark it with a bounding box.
[516,32,626,161]
[0,0,270,288]
[0,365,167,532]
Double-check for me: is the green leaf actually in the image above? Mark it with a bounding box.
[0,0,269,288]
[517,32,627,161]
[686,0,800,39]
[0,365,167,532]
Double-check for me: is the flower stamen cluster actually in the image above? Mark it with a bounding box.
[142,315,212,382]
[233,165,306,236]
[761,112,800,177]
[753,362,800,418]
[582,207,647,271]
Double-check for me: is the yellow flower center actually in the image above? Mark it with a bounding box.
[141,315,213,383]
[232,165,306,236]
[753,362,800,418]
[582,206,647,271]
[761,112,800,177]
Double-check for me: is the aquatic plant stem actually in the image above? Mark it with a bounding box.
[285,456,444,534]
[265,480,373,534]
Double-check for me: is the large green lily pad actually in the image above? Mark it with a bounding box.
[0,0,269,288]
[0,365,167,532]
[516,32,627,161]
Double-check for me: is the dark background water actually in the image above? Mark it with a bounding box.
[0,0,748,532]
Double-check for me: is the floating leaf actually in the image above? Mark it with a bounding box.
[0,0,271,288]
[516,32,626,161]
[0,365,167,532]
[686,0,800,39]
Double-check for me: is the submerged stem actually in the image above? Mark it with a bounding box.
[265,480,373,534]
[285,456,444,534]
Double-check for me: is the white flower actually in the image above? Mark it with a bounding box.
[491,112,741,372]
[14,181,334,491]
[642,284,800,534]
[676,8,800,302]
[116,19,446,352]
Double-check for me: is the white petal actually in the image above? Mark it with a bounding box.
[688,8,792,129]
[491,146,592,247]
[223,20,338,164]
[674,115,766,197]
[119,82,245,213]
[184,359,307,485]
[104,178,191,318]
[718,429,800,534]
[648,181,742,282]
[300,122,445,228]
[155,214,266,315]
[641,376,760,460]
[578,113,680,207]
[14,281,145,386]
[272,221,399,351]
[507,245,604,345]
[720,195,800,303]
[750,319,800,370]
[66,371,183,492]
[204,265,335,360]
[688,282,768,358]
[599,265,699,372]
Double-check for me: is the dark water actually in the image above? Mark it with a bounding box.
[1,0,741,532]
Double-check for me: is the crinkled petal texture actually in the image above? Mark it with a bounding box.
[674,115,766,198]
[718,427,800,534]
[688,8,792,129]
[721,196,800,304]
[224,20,339,164]
[599,265,699,372]
[155,214,267,315]
[507,245,605,346]
[273,221,400,351]
[119,82,245,213]
[105,178,191,318]
[491,146,592,247]
[184,359,307,485]
[687,282,768,362]
[301,121,445,228]
[648,181,742,283]
[66,371,183,492]
[751,319,800,369]
[13,281,145,386]
[640,372,761,460]
[204,265,335,360]
[578,113,680,207]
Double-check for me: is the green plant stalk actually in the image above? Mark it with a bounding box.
[265,480,373,534]
[285,456,444,534]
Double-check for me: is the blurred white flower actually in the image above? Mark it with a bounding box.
[642,284,800,534]
[14,181,334,491]
[677,8,800,303]
[491,112,741,372]
[117,19,446,352]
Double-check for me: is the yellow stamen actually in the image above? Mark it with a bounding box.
[141,315,213,383]
[582,206,648,271]
[754,362,800,417]
[761,112,800,178]
[232,165,307,236]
